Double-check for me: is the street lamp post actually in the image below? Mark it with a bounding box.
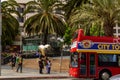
[59,45,65,73]
[20,31,24,54]
[57,37,64,73]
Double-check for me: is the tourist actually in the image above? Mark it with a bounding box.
[38,58,44,74]
[46,59,52,74]
[16,54,23,73]
[11,53,16,70]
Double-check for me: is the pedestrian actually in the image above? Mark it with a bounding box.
[16,54,23,73]
[46,59,52,74]
[16,54,19,66]
[43,56,48,73]
[11,53,16,70]
[38,58,44,74]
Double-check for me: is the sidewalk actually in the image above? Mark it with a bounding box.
[0,65,70,80]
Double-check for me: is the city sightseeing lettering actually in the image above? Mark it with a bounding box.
[98,44,120,50]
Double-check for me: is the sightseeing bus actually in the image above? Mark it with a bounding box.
[69,29,120,80]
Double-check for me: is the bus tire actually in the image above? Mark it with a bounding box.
[99,71,111,80]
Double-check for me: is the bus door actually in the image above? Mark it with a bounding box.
[79,53,96,78]
[89,53,96,77]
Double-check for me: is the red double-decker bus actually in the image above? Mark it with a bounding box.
[69,29,120,80]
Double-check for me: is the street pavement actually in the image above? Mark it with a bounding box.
[0,65,75,80]
[0,65,94,80]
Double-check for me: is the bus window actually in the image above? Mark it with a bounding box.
[80,54,86,75]
[98,54,118,66]
[70,52,78,67]
[118,55,120,66]
[90,54,95,75]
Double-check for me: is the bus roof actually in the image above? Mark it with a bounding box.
[72,29,120,54]
[78,29,117,43]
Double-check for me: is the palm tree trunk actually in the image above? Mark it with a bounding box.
[103,22,114,36]
[98,26,101,36]
[43,34,48,45]
[85,25,91,36]
[43,28,48,45]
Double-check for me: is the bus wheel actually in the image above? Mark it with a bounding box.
[100,71,111,80]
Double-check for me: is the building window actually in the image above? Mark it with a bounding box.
[113,29,116,33]
[118,29,120,33]
[55,10,62,14]
[17,7,24,13]
[118,23,120,27]
[18,17,24,22]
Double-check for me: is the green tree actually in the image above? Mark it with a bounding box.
[23,0,66,44]
[64,26,72,45]
[63,0,88,44]
[69,0,120,36]
[1,0,20,46]
[63,0,87,21]
[90,23,104,36]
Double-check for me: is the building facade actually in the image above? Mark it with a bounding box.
[113,23,120,37]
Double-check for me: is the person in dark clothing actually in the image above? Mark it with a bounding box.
[38,58,44,74]
[16,55,23,73]
[11,53,16,70]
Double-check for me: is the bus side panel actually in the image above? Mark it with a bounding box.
[97,67,120,76]
[69,67,79,78]
[110,67,120,75]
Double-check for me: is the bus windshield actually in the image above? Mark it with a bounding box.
[70,52,78,67]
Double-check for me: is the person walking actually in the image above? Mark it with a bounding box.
[46,59,52,74]
[11,53,16,70]
[38,58,44,74]
[43,56,48,73]
[16,54,23,73]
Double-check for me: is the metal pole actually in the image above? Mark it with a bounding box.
[20,29,23,54]
[0,3,1,76]
[20,32,22,53]
[58,38,64,73]
[60,48,63,73]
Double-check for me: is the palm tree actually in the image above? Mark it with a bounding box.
[2,0,20,46]
[63,0,88,21]
[62,0,89,44]
[69,0,120,36]
[23,0,66,45]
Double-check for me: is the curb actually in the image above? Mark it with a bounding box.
[0,76,70,80]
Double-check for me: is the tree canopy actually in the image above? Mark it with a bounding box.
[23,0,66,44]
[69,0,120,36]
[1,0,20,46]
